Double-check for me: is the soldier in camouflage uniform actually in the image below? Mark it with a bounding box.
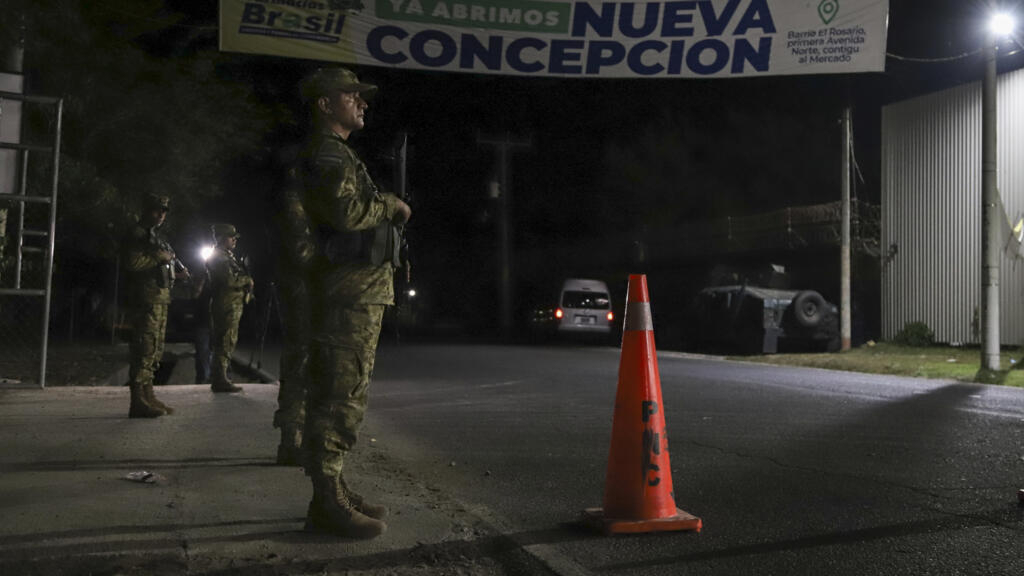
[123,193,178,418]
[206,223,253,393]
[271,143,316,466]
[297,67,411,539]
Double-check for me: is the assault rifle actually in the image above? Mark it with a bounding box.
[238,253,254,305]
[150,228,190,284]
[392,131,410,281]
[169,250,191,281]
[383,132,412,345]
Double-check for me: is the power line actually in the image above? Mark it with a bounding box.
[886,49,981,62]
[887,34,1024,62]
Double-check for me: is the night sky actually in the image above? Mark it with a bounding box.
[156,1,1024,223]
[152,1,1024,334]
[21,0,1024,339]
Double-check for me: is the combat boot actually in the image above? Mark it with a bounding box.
[129,385,165,418]
[275,425,303,466]
[144,384,174,415]
[305,475,387,539]
[340,477,389,520]
[211,363,242,393]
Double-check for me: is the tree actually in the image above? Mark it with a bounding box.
[4,0,283,260]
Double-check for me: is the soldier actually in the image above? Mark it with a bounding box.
[270,143,316,467]
[122,193,179,418]
[296,67,411,539]
[206,223,253,393]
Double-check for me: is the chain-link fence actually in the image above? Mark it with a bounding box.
[659,199,882,258]
[0,296,44,385]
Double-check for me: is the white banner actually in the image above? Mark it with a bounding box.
[219,0,889,78]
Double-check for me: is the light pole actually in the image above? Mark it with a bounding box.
[840,106,852,351]
[980,11,1015,372]
[478,133,530,340]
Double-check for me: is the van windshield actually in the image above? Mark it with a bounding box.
[562,291,610,310]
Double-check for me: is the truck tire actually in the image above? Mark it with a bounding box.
[792,291,826,328]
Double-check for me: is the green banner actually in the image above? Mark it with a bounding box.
[375,0,571,33]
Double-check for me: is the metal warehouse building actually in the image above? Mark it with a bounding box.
[882,65,1024,344]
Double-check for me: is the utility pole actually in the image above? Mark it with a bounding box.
[477,133,530,340]
[840,106,852,351]
[981,28,1000,372]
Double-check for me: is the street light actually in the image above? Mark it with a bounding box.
[989,12,1015,37]
[200,245,215,262]
[980,10,1015,372]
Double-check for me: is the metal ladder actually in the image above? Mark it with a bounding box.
[0,90,64,388]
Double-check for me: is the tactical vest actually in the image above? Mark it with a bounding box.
[122,224,173,305]
[308,139,400,267]
[321,219,400,267]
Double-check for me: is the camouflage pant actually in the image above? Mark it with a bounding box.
[304,303,385,478]
[274,280,309,430]
[128,300,168,388]
[212,298,244,373]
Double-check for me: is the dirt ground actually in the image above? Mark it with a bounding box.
[41,341,127,387]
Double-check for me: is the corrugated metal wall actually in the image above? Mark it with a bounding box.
[882,66,1024,344]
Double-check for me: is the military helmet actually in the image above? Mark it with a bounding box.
[300,67,378,103]
[212,223,240,241]
[144,193,170,211]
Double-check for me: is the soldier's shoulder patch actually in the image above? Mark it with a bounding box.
[314,139,356,167]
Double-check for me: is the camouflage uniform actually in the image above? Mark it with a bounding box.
[123,194,176,418]
[293,66,406,539]
[206,224,252,392]
[302,128,402,479]
[272,147,317,465]
[274,271,311,462]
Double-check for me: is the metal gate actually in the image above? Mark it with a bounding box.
[0,90,63,388]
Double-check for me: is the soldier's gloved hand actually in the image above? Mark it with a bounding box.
[156,250,173,264]
[392,198,412,226]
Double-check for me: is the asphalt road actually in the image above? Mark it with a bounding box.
[6,341,1021,575]
[352,342,1024,575]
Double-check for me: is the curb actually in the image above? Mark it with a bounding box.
[230,353,279,384]
[101,347,278,387]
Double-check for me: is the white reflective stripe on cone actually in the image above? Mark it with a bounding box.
[624,302,653,332]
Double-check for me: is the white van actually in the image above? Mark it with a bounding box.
[554,278,614,338]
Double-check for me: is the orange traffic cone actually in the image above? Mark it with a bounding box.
[584,274,702,534]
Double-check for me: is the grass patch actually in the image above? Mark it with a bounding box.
[737,342,1024,387]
